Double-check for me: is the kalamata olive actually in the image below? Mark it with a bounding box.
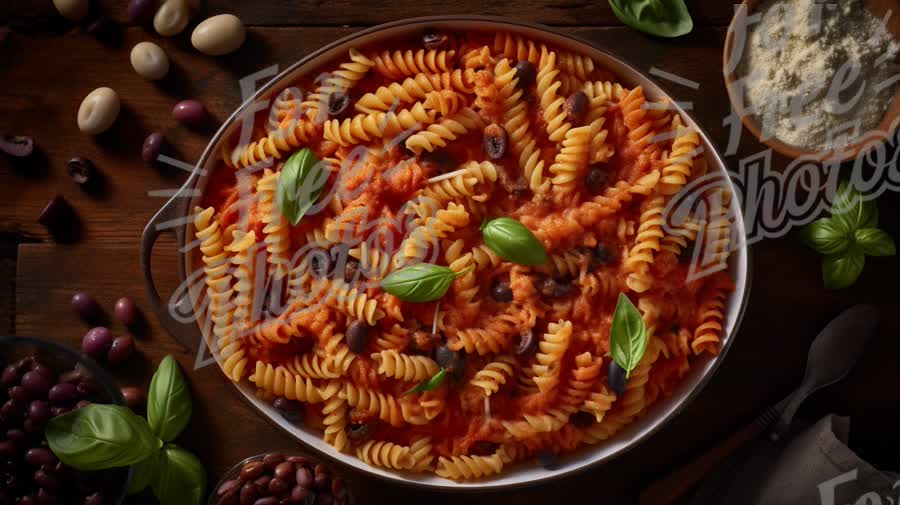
[191,14,247,56]
[128,0,157,24]
[313,469,329,490]
[77,87,120,135]
[490,282,513,302]
[570,411,595,428]
[469,441,499,456]
[218,479,241,497]
[514,329,536,356]
[419,150,459,172]
[6,428,25,443]
[173,99,208,127]
[9,386,28,403]
[120,387,144,409]
[538,276,572,298]
[37,196,70,229]
[590,244,611,268]
[584,163,610,194]
[0,135,34,158]
[113,297,139,327]
[331,478,345,498]
[1,365,18,386]
[35,489,59,505]
[608,360,627,396]
[130,41,170,80]
[536,450,559,470]
[421,29,449,49]
[49,407,70,417]
[76,379,98,399]
[21,371,51,397]
[25,448,56,467]
[71,292,102,322]
[240,480,259,505]
[47,383,76,406]
[482,123,508,160]
[142,132,164,163]
[1,399,21,418]
[82,493,103,505]
[344,422,374,444]
[328,93,349,117]
[52,0,89,20]
[268,477,288,495]
[274,461,294,481]
[34,468,61,490]
[154,0,190,37]
[342,259,359,283]
[30,361,54,380]
[513,60,537,88]
[434,345,465,379]
[15,357,34,373]
[253,498,278,505]
[27,401,50,423]
[272,397,302,423]
[291,485,309,501]
[345,321,368,354]
[82,327,113,359]
[564,91,588,125]
[67,157,94,185]
[59,369,85,384]
[107,336,135,364]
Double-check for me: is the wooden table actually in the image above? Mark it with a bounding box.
[2,1,899,504]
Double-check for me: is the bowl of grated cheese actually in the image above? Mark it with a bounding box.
[723,0,900,162]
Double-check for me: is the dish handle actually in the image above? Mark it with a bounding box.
[140,193,202,351]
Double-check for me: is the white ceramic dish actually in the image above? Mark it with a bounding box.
[142,16,752,490]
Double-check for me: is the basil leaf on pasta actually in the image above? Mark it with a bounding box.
[277,148,327,225]
[405,369,447,395]
[608,0,694,38]
[481,217,548,266]
[822,251,865,290]
[382,263,465,303]
[800,218,851,256]
[854,228,896,257]
[609,293,648,378]
[147,355,192,443]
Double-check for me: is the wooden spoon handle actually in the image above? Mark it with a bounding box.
[638,420,765,505]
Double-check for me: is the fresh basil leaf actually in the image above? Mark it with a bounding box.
[276,148,327,226]
[382,263,461,302]
[608,0,694,37]
[832,180,878,232]
[854,228,896,257]
[404,369,447,395]
[152,444,206,505]
[800,218,851,256]
[822,251,865,290]
[609,293,648,379]
[46,405,161,472]
[147,355,192,443]
[481,217,548,266]
[127,451,160,495]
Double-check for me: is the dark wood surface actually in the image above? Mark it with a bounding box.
[2,2,900,504]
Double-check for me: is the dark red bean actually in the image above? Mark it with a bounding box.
[21,371,51,397]
[25,448,56,467]
[345,321,368,354]
[218,490,239,505]
[272,397,302,423]
[318,493,334,505]
[172,100,208,127]
[585,163,610,194]
[1,365,18,387]
[514,329,536,356]
[6,428,25,443]
[274,461,294,482]
[253,498,278,505]
[9,385,29,403]
[313,471,329,490]
[331,478,346,501]
[513,60,537,88]
[0,441,15,456]
[70,293,102,322]
[290,485,309,502]
[422,30,449,50]
[294,467,312,489]
[34,468,60,490]
[66,157,94,185]
[27,401,49,423]
[112,297,139,327]
[30,362,54,380]
[107,335,135,364]
[127,0,157,24]
[482,123,508,160]
[24,418,44,433]
[141,132,164,163]
[608,360,627,396]
[241,461,266,482]
[263,453,285,469]
[218,479,242,497]
[564,91,588,125]
[490,282,513,302]
[120,386,144,410]
[82,327,113,358]
[82,493,103,505]
[37,196,70,228]
[286,456,309,466]
[268,477,289,495]
[0,135,34,158]
[35,489,58,505]
[48,384,76,406]
[253,474,271,490]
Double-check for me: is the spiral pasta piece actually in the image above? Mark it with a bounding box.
[356,440,414,470]
[227,117,320,169]
[619,86,657,149]
[355,71,474,114]
[322,279,385,325]
[495,58,548,193]
[582,385,617,422]
[436,449,505,480]
[322,395,348,452]
[658,115,700,195]
[532,320,572,393]
[225,230,258,328]
[257,170,291,280]
[470,355,517,396]
[371,49,457,80]
[625,195,665,293]
[324,102,437,146]
[549,125,592,192]
[249,361,323,403]
[693,288,726,355]
[303,48,374,121]
[536,49,573,143]
[408,437,435,472]
[449,303,537,355]
[340,383,405,427]
[371,350,440,382]
[423,89,466,117]
[405,107,483,155]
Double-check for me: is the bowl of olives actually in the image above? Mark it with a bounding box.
[0,336,132,505]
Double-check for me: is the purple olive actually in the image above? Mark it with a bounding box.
[34,468,61,490]
[172,100,208,127]
[120,386,144,409]
[8,385,28,403]
[113,297,139,326]
[0,135,34,157]
[141,132,164,163]
[273,397,303,423]
[345,321,368,354]
[71,292,102,323]
[47,383,76,406]
[35,488,59,505]
[67,157,94,185]
[49,407,70,417]
[107,336,135,364]
[513,60,537,88]
[24,448,56,467]
[6,428,26,443]
[608,360,627,396]
[1,399,21,419]
[1,365,18,386]
[26,400,49,424]
[82,327,113,359]
[59,369,85,384]
[21,371,51,397]
[0,441,15,456]
[37,196,70,228]
[127,0,157,24]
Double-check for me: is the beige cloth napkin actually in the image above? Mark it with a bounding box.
[689,415,899,505]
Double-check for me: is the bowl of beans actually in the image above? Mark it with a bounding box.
[0,336,131,505]
[209,452,351,505]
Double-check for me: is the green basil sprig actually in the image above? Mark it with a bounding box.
[46,355,206,505]
[404,369,447,395]
[481,217,548,266]
[608,0,694,38]
[609,293,649,379]
[276,148,328,225]
[46,405,161,471]
[382,263,471,302]
[801,181,895,289]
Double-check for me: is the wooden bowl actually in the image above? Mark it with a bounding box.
[723,0,900,162]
